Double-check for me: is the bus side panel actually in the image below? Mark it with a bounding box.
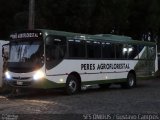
[45,60,138,84]
[135,46,157,77]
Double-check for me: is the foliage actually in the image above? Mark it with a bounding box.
[0,0,160,43]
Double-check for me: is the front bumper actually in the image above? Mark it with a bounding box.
[5,78,65,89]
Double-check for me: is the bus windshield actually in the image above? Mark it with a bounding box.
[8,41,44,72]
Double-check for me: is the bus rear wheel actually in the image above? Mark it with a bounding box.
[66,75,81,95]
[121,73,136,89]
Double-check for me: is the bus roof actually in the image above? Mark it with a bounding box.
[18,29,156,46]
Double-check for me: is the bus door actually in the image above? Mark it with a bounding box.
[45,35,67,75]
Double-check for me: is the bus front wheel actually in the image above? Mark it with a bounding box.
[121,73,136,89]
[66,75,81,95]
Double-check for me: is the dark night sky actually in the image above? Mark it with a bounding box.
[0,0,160,42]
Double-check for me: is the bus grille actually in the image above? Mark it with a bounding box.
[9,80,33,87]
[12,77,31,80]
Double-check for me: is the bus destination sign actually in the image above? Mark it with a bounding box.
[10,32,42,40]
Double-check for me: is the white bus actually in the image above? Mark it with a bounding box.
[5,30,158,94]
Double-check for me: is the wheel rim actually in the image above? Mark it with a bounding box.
[68,80,77,93]
[128,77,134,87]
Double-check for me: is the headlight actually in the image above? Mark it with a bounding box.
[5,71,12,80]
[33,70,45,81]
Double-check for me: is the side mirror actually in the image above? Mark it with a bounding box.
[2,44,9,59]
[2,47,4,57]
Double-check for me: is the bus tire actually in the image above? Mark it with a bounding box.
[66,75,81,95]
[121,73,136,89]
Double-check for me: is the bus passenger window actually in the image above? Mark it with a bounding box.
[94,42,101,58]
[116,44,124,59]
[87,41,101,59]
[128,45,139,59]
[87,41,94,58]
[102,43,115,59]
[45,35,66,69]
[122,44,128,59]
[69,39,85,58]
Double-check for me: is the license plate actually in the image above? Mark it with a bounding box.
[17,81,23,85]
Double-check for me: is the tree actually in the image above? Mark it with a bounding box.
[147,0,160,42]
[0,0,28,38]
[128,0,152,39]
[1,0,160,41]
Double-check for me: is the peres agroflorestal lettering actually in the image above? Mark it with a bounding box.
[97,63,130,70]
[81,64,96,70]
[81,63,130,70]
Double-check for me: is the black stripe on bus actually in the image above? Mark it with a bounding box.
[46,71,129,77]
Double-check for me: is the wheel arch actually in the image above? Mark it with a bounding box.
[128,70,136,79]
[67,71,81,84]
[121,69,137,89]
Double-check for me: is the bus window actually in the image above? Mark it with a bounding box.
[128,45,139,59]
[102,42,115,59]
[87,41,101,59]
[116,44,124,59]
[45,35,67,69]
[69,39,85,58]
[122,44,128,59]
[93,41,101,58]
